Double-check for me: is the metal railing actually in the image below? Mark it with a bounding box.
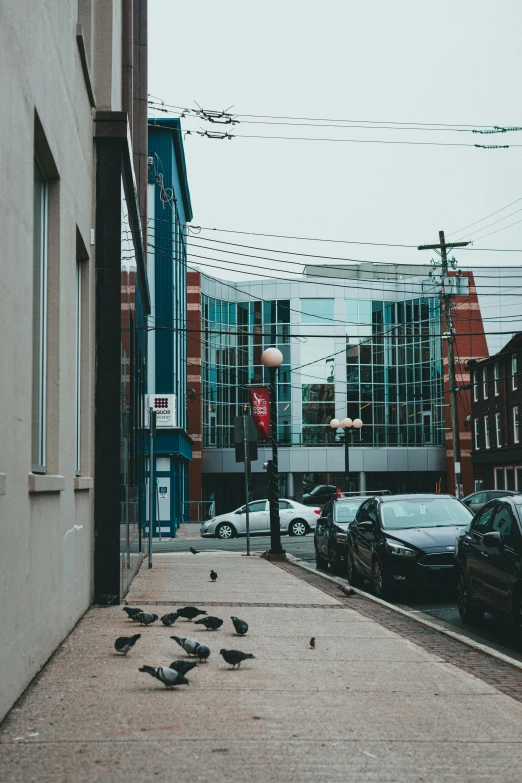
[182,501,216,523]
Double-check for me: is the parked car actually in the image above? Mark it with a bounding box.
[455,495,522,639]
[302,485,337,506]
[314,496,369,574]
[461,489,520,515]
[345,494,473,599]
[200,499,321,539]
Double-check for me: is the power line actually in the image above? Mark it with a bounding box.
[447,196,522,237]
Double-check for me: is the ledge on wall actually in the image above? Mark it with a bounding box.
[74,476,94,490]
[28,474,66,493]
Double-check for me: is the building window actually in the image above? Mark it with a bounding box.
[473,418,479,450]
[514,406,520,445]
[483,366,488,399]
[473,371,478,402]
[75,259,82,473]
[494,362,499,396]
[474,478,484,492]
[495,467,505,489]
[32,159,48,473]
[513,354,518,390]
[484,416,490,449]
[495,412,501,448]
[300,299,334,324]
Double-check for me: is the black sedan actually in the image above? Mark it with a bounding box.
[455,495,522,639]
[314,497,369,574]
[346,494,473,599]
[302,485,337,507]
[461,489,520,515]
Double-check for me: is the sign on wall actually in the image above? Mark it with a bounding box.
[145,394,177,428]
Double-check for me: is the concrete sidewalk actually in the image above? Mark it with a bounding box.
[1,553,522,782]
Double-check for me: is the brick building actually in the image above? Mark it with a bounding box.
[187,270,203,505]
[470,333,522,492]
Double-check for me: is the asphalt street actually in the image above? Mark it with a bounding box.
[152,532,315,559]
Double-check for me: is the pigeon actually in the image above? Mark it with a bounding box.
[134,611,158,626]
[196,644,211,663]
[189,547,200,555]
[220,649,255,669]
[139,666,189,689]
[114,634,141,655]
[175,606,207,621]
[161,612,179,627]
[169,660,199,675]
[122,607,143,621]
[231,616,248,636]
[210,570,218,581]
[310,637,315,649]
[170,636,201,656]
[339,585,357,598]
[194,616,223,631]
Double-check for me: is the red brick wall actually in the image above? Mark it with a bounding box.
[187,271,202,502]
[444,271,488,495]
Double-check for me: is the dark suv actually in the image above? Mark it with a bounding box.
[455,495,522,639]
[314,496,369,574]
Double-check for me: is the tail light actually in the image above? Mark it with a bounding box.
[336,487,342,499]
[314,509,321,515]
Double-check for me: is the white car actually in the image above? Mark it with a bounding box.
[200,499,322,539]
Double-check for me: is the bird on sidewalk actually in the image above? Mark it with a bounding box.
[175,606,207,621]
[220,649,255,669]
[122,607,143,621]
[114,634,141,655]
[210,569,218,581]
[189,547,200,555]
[339,586,357,598]
[139,666,189,689]
[310,637,315,649]
[134,611,158,626]
[168,660,198,676]
[231,616,248,636]
[194,616,223,631]
[161,612,180,627]
[196,644,211,663]
[171,636,201,656]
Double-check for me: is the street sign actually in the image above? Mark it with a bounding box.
[234,415,258,463]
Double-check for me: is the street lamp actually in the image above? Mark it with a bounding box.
[261,347,285,557]
[330,416,363,492]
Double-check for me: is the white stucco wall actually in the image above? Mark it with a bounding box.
[0,0,121,721]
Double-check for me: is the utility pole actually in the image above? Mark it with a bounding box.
[418,231,469,499]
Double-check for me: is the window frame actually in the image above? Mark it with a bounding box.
[32,158,48,473]
[473,418,480,450]
[514,406,520,445]
[483,366,488,399]
[495,412,501,448]
[494,362,499,396]
[513,354,518,391]
[473,371,478,402]
[484,415,490,450]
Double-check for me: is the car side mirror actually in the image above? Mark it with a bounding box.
[483,531,503,549]
[357,521,373,532]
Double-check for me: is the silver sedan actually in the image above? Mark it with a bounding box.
[200,499,322,539]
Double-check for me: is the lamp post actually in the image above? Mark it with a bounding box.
[330,416,363,492]
[261,347,285,557]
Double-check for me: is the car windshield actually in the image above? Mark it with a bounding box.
[336,501,365,522]
[381,498,472,530]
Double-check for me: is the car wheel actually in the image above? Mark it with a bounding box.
[289,519,308,537]
[456,572,484,624]
[215,522,236,540]
[372,558,392,600]
[315,543,328,570]
[346,551,365,587]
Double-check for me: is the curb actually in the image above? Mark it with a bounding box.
[285,553,522,673]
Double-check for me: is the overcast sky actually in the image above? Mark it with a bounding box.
[149,0,522,283]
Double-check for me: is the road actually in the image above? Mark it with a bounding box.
[152,532,316,560]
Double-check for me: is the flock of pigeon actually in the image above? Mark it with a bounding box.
[113,568,256,690]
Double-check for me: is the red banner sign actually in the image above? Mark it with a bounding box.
[249,386,270,440]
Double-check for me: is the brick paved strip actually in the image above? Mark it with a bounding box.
[277,560,522,705]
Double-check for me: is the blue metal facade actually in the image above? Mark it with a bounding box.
[147,119,193,535]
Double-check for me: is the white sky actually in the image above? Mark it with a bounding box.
[148,0,522,285]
